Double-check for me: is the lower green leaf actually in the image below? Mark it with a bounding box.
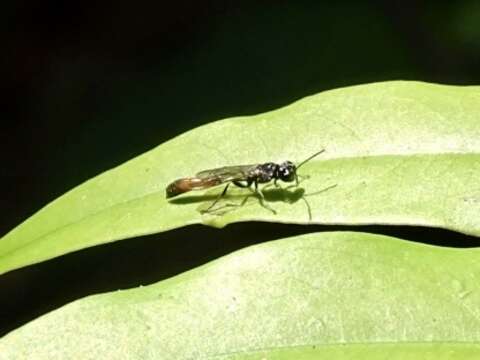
[221,343,480,360]
[2,231,480,359]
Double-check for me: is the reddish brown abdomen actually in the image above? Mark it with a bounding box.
[166,177,221,198]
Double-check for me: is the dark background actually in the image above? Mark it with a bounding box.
[1,1,480,336]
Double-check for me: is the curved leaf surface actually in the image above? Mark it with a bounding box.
[1,231,480,359]
[1,81,480,274]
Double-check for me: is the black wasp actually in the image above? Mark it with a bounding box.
[166,149,325,213]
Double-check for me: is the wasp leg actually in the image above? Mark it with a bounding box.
[202,193,252,215]
[212,179,252,210]
[300,196,312,221]
[262,183,273,192]
[201,183,231,214]
[300,183,338,220]
[233,180,252,188]
[253,180,277,214]
[263,179,280,191]
[233,179,276,214]
[202,180,252,215]
[285,174,311,191]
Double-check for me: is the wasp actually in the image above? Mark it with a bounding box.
[166,149,325,213]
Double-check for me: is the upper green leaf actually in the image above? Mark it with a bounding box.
[2,232,480,359]
[1,81,480,274]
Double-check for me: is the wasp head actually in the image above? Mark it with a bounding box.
[277,161,296,182]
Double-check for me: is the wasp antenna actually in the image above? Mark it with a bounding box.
[296,149,325,169]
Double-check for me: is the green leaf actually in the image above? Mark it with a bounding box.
[1,81,480,275]
[2,231,480,358]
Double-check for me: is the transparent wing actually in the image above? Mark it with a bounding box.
[166,164,258,198]
[195,164,256,183]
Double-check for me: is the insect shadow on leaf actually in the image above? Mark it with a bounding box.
[198,185,307,216]
[196,182,337,220]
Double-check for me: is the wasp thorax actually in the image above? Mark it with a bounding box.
[255,163,276,182]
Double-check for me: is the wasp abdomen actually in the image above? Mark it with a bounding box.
[166,177,222,198]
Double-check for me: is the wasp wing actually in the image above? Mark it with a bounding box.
[195,164,257,183]
[166,164,257,198]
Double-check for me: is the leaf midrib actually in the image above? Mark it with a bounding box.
[1,152,476,261]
